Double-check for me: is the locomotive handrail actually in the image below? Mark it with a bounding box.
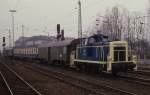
[77,44,127,48]
[77,45,109,48]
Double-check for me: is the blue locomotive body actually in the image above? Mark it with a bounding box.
[78,46,109,62]
[77,34,109,62]
[74,34,137,74]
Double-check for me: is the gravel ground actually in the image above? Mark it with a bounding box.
[8,63,90,95]
[137,63,150,70]
[23,62,150,95]
[4,59,150,95]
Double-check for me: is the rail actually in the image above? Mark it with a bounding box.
[0,63,42,95]
[118,72,150,87]
[0,71,13,95]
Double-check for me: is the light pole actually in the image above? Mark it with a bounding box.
[133,16,148,60]
[9,10,16,48]
[21,25,25,46]
[78,0,82,39]
[43,26,49,37]
[96,16,112,39]
[8,28,11,48]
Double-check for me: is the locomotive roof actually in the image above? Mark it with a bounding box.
[38,39,75,48]
[90,34,108,38]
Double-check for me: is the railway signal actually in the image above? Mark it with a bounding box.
[2,37,6,54]
[2,37,6,47]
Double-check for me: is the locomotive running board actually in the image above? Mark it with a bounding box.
[74,59,106,64]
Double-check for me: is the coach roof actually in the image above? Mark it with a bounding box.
[38,39,74,48]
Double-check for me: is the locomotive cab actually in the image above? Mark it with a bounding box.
[107,41,136,74]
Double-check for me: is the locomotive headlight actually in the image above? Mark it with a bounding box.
[132,55,137,64]
[132,55,138,70]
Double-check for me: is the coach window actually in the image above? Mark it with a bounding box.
[33,48,35,54]
[20,49,21,54]
[29,49,30,54]
[22,49,23,54]
[33,48,34,54]
[30,49,31,54]
[22,49,24,54]
[34,49,36,54]
[30,48,31,54]
[28,49,29,54]
[32,48,34,54]
[36,49,38,54]
[24,49,26,54]
[63,47,67,54]
[30,48,32,54]
[27,49,28,54]
[35,48,37,54]
[34,48,36,54]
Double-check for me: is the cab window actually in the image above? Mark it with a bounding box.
[88,37,95,45]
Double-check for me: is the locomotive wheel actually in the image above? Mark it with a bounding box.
[80,64,86,72]
[112,69,118,76]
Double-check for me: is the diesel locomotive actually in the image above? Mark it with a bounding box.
[3,34,137,75]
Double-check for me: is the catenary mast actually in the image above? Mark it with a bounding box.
[78,0,82,39]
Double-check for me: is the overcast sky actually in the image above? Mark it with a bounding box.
[0,0,149,48]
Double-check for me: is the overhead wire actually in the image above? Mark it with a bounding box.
[13,0,21,10]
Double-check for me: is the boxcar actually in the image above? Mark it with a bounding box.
[38,39,79,66]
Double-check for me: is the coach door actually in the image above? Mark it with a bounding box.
[70,50,75,68]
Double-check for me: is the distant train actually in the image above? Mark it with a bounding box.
[3,34,137,75]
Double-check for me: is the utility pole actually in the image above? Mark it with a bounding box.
[8,28,11,48]
[140,22,144,59]
[9,10,16,48]
[78,0,82,39]
[21,25,24,46]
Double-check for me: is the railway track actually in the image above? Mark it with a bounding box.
[130,70,150,76]
[0,63,42,95]
[118,72,150,87]
[21,63,136,95]
[138,67,150,71]
[0,72,10,95]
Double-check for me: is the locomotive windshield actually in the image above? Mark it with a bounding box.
[81,34,109,46]
[114,47,126,61]
[102,37,108,42]
[91,34,108,43]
